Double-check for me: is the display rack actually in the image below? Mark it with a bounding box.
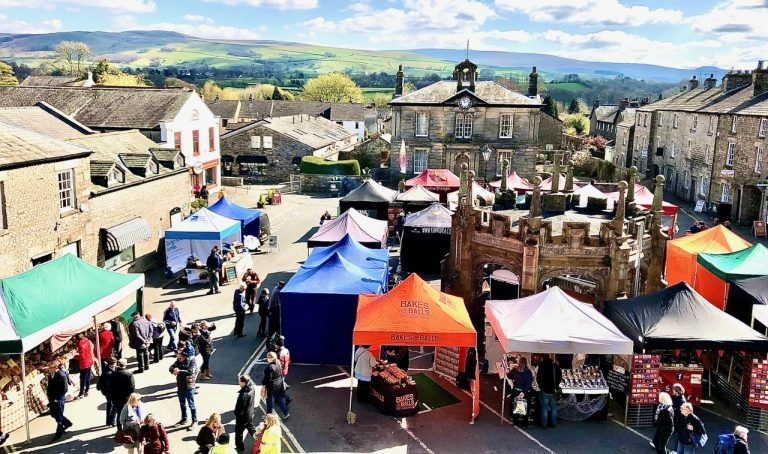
[435,346,460,380]
[628,354,661,405]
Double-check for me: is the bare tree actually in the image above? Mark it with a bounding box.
[54,41,92,76]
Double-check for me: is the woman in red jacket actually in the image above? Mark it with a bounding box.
[75,333,94,399]
[139,414,169,454]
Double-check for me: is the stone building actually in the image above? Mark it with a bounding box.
[340,133,391,169]
[613,115,635,168]
[538,113,564,151]
[0,86,220,193]
[219,114,357,184]
[389,60,543,183]
[589,98,645,142]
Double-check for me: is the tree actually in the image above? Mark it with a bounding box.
[372,93,391,108]
[402,81,417,95]
[0,61,18,86]
[100,72,153,87]
[543,94,559,118]
[302,73,364,103]
[271,85,283,100]
[564,114,590,136]
[568,98,580,114]
[53,41,92,76]
[201,80,223,100]
[164,77,196,90]
[92,59,110,82]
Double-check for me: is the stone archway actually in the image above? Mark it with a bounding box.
[537,267,608,306]
[454,153,470,176]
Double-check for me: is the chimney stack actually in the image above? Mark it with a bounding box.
[722,69,753,93]
[528,66,538,98]
[753,60,768,97]
[593,96,600,109]
[619,98,629,110]
[703,73,717,89]
[688,75,699,90]
[394,64,404,98]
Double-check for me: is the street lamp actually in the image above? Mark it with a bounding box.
[481,145,492,183]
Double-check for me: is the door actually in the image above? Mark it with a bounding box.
[61,241,80,257]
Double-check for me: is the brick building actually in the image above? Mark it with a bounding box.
[219,114,357,184]
[389,60,543,183]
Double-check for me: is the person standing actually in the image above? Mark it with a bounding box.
[675,402,706,454]
[261,352,289,419]
[651,392,675,454]
[353,345,377,404]
[118,393,144,454]
[508,356,533,427]
[191,324,215,381]
[232,283,248,338]
[267,281,285,339]
[733,425,751,454]
[97,357,118,427]
[196,413,224,454]
[128,312,153,373]
[672,383,688,444]
[98,323,115,369]
[74,333,94,399]
[200,185,209,200]
[274,336,293,405]
[536,354,562,429]
[47,360,73,442]
[162,301,182,353]
[146,314,165,364]
[110,358,136,431]
[206,246,223,295]
[112,318,124,360]
[257,413,282,454]
[234,375,258,452]
[138,414,170,454]
[257,288,270,337]
[169,350,199,430]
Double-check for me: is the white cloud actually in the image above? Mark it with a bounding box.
[204,0,318,10]
[183,14,214,23]
[116,20,262,40]
[0,14,63,33]
[0,0,155,13]
[496,0,685,26]
[691,0,767,40]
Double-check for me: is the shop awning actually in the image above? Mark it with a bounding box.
[236,155,268,164]
[0,254,145,354]
[103,217,151,252]
[405,169,461,192]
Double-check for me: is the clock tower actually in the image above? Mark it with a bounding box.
[453,59,477,93]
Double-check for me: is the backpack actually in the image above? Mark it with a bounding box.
[714,432,737,454]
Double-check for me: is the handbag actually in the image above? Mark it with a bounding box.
[114,430,136,445]
[260,386,267,399]
[512,396,528,415]
[252,430,264,453]
[693,431,708,448]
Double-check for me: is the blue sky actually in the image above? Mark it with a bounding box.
[1,0,766,68]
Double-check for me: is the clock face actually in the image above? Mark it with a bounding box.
[458,96,472,109]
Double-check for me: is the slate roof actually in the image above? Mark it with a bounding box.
[236,100,371,122]
[734,92,768,116]
[150,147,183,167]
[0,104,93,140]
[89,160,115,177]
[119,153,152,169]
[389,81,542,106]
[20,76,86,87]
[591,106,618,121]
[0,120,91,169]
[0,86,195,130]
[639,87,734,113]
[205,99,241,119]
[222,114,356,149]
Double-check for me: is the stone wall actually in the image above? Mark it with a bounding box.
[340,134,390,169]
[538,113,563,150]
[299,174,365,193]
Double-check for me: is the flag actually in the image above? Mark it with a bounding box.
[398,140,407,174]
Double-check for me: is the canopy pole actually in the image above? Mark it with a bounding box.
[500,361,506,425]
[93,316,102,376]
[722,283,730,312]
[347,344,356,424]
[21,351,30,443]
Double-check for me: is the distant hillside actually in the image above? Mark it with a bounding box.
[0,31,726,84]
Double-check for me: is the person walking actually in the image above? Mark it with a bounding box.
[191,323,215,381]
[536,354,562,429]
[256,412,282,454]
[267,281,285,339]
[146,314,165,364]
[169,349,199,430]
[196,413,224,454]
[675,402,706,454]
[99,323,115,369]
[47,359,73,442]
[234,375,258,452]
[353,345,377,404]
[672,383,688,445]
[651,392,675,454]
[97,357,118,427]
[162,301,182,353]
[74,333,94,399]
[733,425,751,454]
[257,288,270,337]
[508,356,533,427]
[275,336,293,405]
[128,312,153,373]
[110,358,136,431]
[261,352,290,419]
[244,272,260,313]
[138,414,169,454]
[232,283,248,338]
[118,392,144,454]
[206,246,223,295]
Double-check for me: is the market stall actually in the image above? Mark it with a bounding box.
[307,207,388,249]
[486,286,633,422]
[608,185,679,237]
[164,208,242,273]
[405,169,460,203]
[339,179,397,220]
[604,282,768,428]
[281,250,387,365]
[729,275,768,329]
[694,244,768,310]
[0,254,145,440]
[395,184,439,214]
[350,273,479,420]
[488,171,534,193]
[447,181,497,210]
[207,196,269,241]
[574,184,611,209]
[666,225,751,288]
[540,173,579,192]
[302,233,389,271]
[400,203,452,274]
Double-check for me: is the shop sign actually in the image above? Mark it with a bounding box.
[192,162,204,174]
[395,394,417,411]
[720,169,735,177]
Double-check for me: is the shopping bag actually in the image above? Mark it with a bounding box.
[513,396,528,415]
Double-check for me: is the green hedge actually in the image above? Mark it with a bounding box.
[299,156,361,175]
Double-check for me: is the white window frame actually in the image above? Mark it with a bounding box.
[756,146,764,174]
[497,150,513,175]
[455,113,473,139]
[709,116,715,133]
[643,114,648,127]
[108,168,124,185]
[705,144,711,163]
[658,113,663,126]
[692,115,698,131]
[721,182,730,203]
[683,170,689,190]
[726,142,736,166]
[673,114,679,129]
[250,136,261,149]
[499,114,513,138]
[670,142,676,158]
[57,169,75,212]
[687,140,692,159]
[759,118,767,138]
[731,116,737,133]
[263,136,273,149]
[623,133,627,145]
[415,112,428,137]
[700,176,709,196]
[413,148,429,173]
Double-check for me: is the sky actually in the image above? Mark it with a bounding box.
[0,0,766,69]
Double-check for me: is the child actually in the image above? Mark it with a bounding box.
[209,433,237,454]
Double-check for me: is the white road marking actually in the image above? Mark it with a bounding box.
[300,372,348,384]
[609,418,652,441]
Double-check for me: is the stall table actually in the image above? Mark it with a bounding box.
[369,365,419,417]
[558,368,610,421]
[221,251,254,284]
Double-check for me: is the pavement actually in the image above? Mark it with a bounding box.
[3,188,768,454]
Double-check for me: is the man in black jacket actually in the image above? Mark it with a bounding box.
[234,375,257,452]
[47,360,73,442]
[97,357,118,427]
[206,246,223,295]
[536,355,562,428]
[170,350,199,430]
[109,358,135,431]
[128,311,153,372]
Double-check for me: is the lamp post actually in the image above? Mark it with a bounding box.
[481,145,492,183]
